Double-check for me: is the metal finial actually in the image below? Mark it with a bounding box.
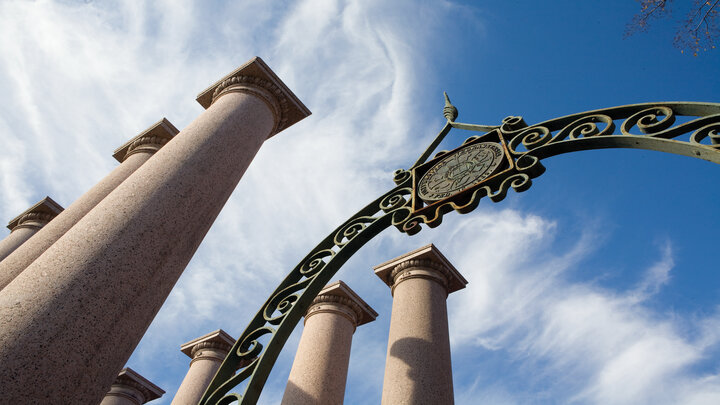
[443,91,458,122]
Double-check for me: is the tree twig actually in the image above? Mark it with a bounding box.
[695,0,719,32]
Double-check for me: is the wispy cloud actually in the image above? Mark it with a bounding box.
[628,239,674,302]
[445,215,720,404]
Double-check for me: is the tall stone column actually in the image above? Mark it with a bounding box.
[99,368,164,405]
[0,197,63,263]
[0,118,178,290]
[0,57,310,404]
[374,244,467,405]
[172,329,235,405]
[282,281,377,405]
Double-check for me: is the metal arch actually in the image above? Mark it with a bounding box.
[399,100,720,233]
[458,102,720,164]
[199,99,720,404]
[199,172,415,404]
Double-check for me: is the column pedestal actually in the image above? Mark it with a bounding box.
[172,329,235,405]
[0,119,178,290]
[0,57,310,404]
[374,244,467,405]
[99,368,164,405]
[0,197,63,263]
[282,281,377,405]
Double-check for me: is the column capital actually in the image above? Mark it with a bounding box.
[112,118,179,163]
[106,368,164,404]
[195,57,310,137]
[180,329,235,361]
[306,280,378,327]
[6,196,63,232]
[374,244,468,295]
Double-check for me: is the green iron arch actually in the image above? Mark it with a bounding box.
[199,98,720,405]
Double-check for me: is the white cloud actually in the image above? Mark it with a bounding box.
[628,239,674,302]
[445,213,720,404]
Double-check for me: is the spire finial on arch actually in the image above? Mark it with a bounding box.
[443,92,458,122]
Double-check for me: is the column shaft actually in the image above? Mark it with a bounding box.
[0,88,279,403]
[282,303,356,405]
[282,281,376,405]
[0,119,175,290]
[382,275,454,405]
[374,245,467,405]
[172,347,228,405]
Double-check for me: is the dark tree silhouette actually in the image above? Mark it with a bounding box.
[626,0,719,55]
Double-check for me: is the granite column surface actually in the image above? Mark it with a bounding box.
[99,368,164,405]
[374,244,467,405]
[172,329,235,405]
[0,197,63,263]
[0,119,178,290]
[0,57,310,404]
[282,281,377,405]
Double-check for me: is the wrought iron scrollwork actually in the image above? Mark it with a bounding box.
[495,102,720,163]
[200,98,720,404]
[199,175,414,404]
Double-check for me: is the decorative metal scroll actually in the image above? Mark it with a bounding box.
[200,98,720,404]
[199,174,414,404]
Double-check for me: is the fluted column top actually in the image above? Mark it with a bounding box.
[112,118,179,163]
[306,280,378,327]
[6,196,64,231]
[109,368,164,404]
[195,57,311,137]
[374,244,468,295]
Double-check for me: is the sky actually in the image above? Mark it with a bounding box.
[0,0,719,404]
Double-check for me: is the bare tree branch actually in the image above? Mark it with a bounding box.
[626,0,719,55]
[695,0,719,31]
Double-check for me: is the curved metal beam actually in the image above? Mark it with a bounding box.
[527,135,720,164]
[199,172,415,404]
[451,101,720,165]
[200,100,720,404]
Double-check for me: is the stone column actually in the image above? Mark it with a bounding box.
[0,57,310,404]
[172,329,235,405]
[374,244,467,405]
[99,368,164,405]
[0,197,63,263]
[0,118,178,290]
[282,281,377,405]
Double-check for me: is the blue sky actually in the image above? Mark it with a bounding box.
[0,1,719,404]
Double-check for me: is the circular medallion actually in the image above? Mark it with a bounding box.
[418,142,505,202]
